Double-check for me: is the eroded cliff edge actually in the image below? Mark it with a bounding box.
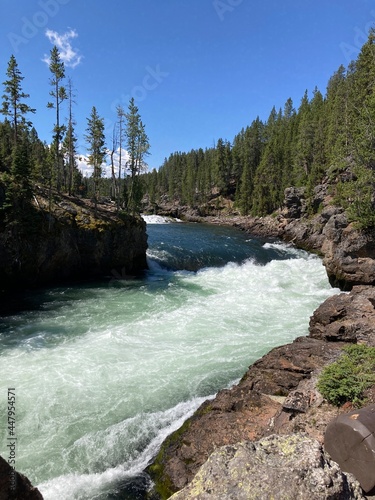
[0,190,148,294]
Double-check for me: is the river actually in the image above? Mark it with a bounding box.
[0,217,339,499]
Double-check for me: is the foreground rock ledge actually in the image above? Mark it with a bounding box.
[170,434,364,500]
[0,455,43,500]
[147,286,375,498]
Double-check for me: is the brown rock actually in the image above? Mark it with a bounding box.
[0,455,43,500]
[309,285,375,344]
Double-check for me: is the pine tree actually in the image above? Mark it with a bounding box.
[62,78,78,195]
[350,28,375,167]
[325,65,350,164]
[236,118,264,214]
[214,138,231,195]
[85,106,106,215]
[252,110,284,215]
[115,105,126,209]
[47,46,67,192]
[29,127,48,184]
[0,120,13,173]
[2,133,33,220]
[308,88,328,188]
[294,90,314,183]
[1,55,35,146]
[125,98,150,214]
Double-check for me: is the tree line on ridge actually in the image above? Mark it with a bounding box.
[143,29,375,228]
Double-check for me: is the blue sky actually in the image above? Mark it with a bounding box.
[1,0,374,173]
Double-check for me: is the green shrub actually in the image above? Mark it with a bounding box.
[317,344,375,407]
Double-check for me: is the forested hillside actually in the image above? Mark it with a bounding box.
[142,30,375,229]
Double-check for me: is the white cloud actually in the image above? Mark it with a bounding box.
[77,148,130,179]
[43,29,82,68]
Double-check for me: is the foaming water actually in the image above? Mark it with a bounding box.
[0,222,339,499]
[141,214,182,224]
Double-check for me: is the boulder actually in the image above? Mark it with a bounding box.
[322,225,375,290]
[283,187,306,218]
[170,435,365,500]
[325,405,375,493]
[309,285,375,345]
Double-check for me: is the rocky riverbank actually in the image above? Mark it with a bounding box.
[147,286,375,499]
[146,186,375,498]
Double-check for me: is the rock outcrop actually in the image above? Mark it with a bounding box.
[235,188,375,291]
[147,286,375,498]
[309,285,375,344]
[0,455,43,500]
[169,435,365,500]
[0,193,148,293]
[229,209,375,292]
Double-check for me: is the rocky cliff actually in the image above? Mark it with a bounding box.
[0,191,148,294]
[231,185,375,291]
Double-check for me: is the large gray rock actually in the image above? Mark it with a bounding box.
[284,187,306,218]
[170,434,365,500]
[322,222,375,290]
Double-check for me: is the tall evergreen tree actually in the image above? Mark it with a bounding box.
[236,118,264,214]
[63,77,78,195]
[325,65,350,163]
[125,98,150,214]
[85,106,106,215]
[294,90,314,183]
[1,55,35,145]
[350,28,375,167]
[214,138,232,195]
[47,46,67,192]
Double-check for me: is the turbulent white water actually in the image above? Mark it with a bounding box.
[0,222,339,499]
[141,214,182,224]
